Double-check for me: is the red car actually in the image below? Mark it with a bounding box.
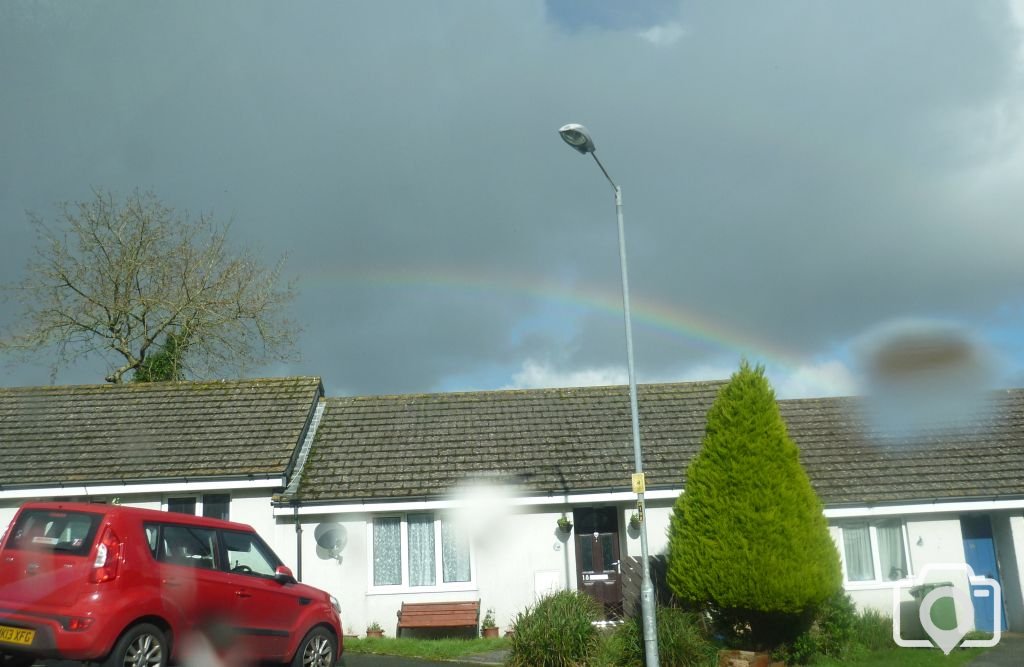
[0,502,342,667]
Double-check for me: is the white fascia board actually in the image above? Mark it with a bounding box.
[275,488,683,517]
[0,477,285,501]
[824,498,1024,519]
[277,491,1024,519]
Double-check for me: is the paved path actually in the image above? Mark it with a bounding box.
[341,652,506,667]
[965,632,1024,666]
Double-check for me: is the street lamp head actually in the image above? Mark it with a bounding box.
[558,123,596,154]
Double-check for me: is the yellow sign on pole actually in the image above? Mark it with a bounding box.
[631,472,646,494]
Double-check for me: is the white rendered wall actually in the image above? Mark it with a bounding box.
[291,506,584,637]
[991,512,1024,632]
[833,515,974,637]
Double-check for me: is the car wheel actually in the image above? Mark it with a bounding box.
[103,623,167,667]
[0,652,35,667]
[291,627,336,667]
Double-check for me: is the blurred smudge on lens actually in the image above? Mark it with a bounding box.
[854,319,997,440]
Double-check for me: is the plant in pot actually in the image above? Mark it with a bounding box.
[629,512,641,529]
[556,516,573,533]
[366,621,384,639]
[481,608,499,638]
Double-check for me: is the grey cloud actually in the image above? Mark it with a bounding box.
[2,1,1022,393]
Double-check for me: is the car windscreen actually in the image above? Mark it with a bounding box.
[5,509,102,557]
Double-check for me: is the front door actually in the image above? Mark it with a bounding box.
[573,507,623,619]
[960,515,1007,632]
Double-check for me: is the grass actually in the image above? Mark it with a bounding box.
[814,646,988,666]
[343,636,510,660]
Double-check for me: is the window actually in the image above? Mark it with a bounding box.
[8,509,101,557]
[222,530,280,577]
[165,494,230,520]
[840,519,910,583]
[167,497,197,515]
[370,513,472,590]
[155,524,217,570]
[202,494,230,521]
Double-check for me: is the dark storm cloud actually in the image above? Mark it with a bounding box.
[2,1,1022,394]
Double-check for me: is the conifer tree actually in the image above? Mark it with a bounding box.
[666,361,841,648]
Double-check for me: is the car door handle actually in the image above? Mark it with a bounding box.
[235,590,253,598]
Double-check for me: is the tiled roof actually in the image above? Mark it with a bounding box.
[299,381,722,502]
[297,383,1024,507]
[784,391,1024,504]
[0,377,323,488]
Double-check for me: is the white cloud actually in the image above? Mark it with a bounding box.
[502,358,857,399]
[638,22,686,47]
[503,359,626,390]
[769,360,857,399]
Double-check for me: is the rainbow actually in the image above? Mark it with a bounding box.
[302,267,807,369]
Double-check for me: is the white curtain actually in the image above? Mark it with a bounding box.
[843,525,874,581]
[408,513,436,586]
[441,517,471,583]
[877,520,908,580]
[373,518,401,586]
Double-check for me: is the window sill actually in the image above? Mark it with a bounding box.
[367,583,478,596]
[843,579,912,591]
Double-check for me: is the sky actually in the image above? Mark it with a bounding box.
[2,0,1023,400]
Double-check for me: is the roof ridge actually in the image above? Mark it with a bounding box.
[326,378,731,402]
[0,376,322,393]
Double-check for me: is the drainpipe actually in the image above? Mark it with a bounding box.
[293,501,303,582]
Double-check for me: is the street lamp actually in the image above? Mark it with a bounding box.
[557,123,659,667]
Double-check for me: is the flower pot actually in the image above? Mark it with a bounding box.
[366,629,384,639]
[482,626,500,638]
[504,630,515,638]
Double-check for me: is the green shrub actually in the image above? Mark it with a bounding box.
[666,361,842,649]
[508,590,600,667]
[608,606,714,667]
[773,596,893,664]
[850,608,893,652]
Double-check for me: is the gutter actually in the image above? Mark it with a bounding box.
[0,474,286,501]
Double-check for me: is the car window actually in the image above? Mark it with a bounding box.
[157,524,217,570]
[143,523,159,557]
[6,509,101,557]
[221,529,279,577]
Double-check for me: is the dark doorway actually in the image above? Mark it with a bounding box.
[960,515,1007,632]
[573,506,623,619]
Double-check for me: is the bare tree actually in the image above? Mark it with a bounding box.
[1,189,299,383]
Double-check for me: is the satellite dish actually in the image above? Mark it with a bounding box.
[313,522,347,562]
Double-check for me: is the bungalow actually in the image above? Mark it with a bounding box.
[0,377,324,543]
[274,382,1024,637]
[2,376,1021,640]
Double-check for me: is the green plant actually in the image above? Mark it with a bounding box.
[774,595,894,664]
[367,621,383,633]
[666,361,842,649]
[482,608,497,629]
[557,516,573,532]
[629,512,641,528]
[850,608,894,652]
[605,605,714,667]
[508,590,600,667]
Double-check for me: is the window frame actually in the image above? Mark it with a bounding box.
[366,513,476,594]
[836,519,913,588]
[163,493,230,521]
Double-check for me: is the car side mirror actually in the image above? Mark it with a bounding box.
[274,565,296,584]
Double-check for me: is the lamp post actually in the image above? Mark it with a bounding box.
[558,123,659,667]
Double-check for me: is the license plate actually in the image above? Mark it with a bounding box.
[0,624,35,646]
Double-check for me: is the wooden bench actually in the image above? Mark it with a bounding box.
[396,600,481,637]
